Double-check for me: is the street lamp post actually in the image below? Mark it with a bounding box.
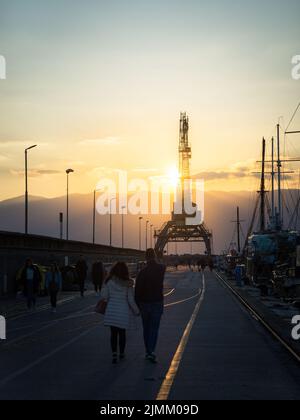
[25,145,37,235]
[121,206,126,248]
[139,217,143,251]
[93,188,105,245]
[59,212,63,240]
[150,224,153,248]
[93,190,96,245]
[66,169,74,241]
[146,220,150,250]
[110,197,117,247]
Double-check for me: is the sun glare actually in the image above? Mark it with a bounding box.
[166,166,180,187]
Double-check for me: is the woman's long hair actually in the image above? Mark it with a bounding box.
[106,262,130,284]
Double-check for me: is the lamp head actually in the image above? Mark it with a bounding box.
[26,145,37,151]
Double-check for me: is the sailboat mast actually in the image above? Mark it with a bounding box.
[260,138,266,232]
[271,137,275,224]
[277,124,282,229]
[237,206,241,254]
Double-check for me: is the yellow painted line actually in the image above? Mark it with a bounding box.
[156,273,206,401]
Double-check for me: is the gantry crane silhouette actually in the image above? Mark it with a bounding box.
[154,113,212,257]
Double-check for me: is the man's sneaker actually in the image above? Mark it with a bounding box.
[119,353,125,361]
[112,353,118,364]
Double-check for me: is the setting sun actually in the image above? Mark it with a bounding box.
[166,166,180,188]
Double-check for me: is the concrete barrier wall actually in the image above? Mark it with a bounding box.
[0,231,144,296]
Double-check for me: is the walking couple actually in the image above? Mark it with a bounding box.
[100,249,166,364]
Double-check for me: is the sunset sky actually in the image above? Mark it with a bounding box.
[0,0,299,201]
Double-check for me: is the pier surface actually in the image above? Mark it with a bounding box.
[0,269,299,400]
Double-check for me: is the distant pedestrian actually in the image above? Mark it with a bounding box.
[135,249,166,363]
[208,259,214,272]
[201,260,207,271]
[20,259,42,310]
[92,260,105,296]
[45,263,62,313]
[76,256,88,297]
[100,262,140,364]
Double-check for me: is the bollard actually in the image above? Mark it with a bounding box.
[3,274,7,295]
[0,316,6,340]
[235,265,245,288]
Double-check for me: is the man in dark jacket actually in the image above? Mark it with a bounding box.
[76,256,88,297]
[20,259,42,310]
[92,260,105,295]
[135,248,166,363]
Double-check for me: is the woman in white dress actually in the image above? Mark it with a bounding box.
[101,262,140,364]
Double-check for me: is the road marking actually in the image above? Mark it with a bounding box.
[5,303,96,339]
[164,291,201,308]
[156,273,206,401]
[8,291,95,321]
[164,288,175,298]
[3,311,98,347]
[0,325,98,388]
[5,288,175,345]
[7,304,96,333]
